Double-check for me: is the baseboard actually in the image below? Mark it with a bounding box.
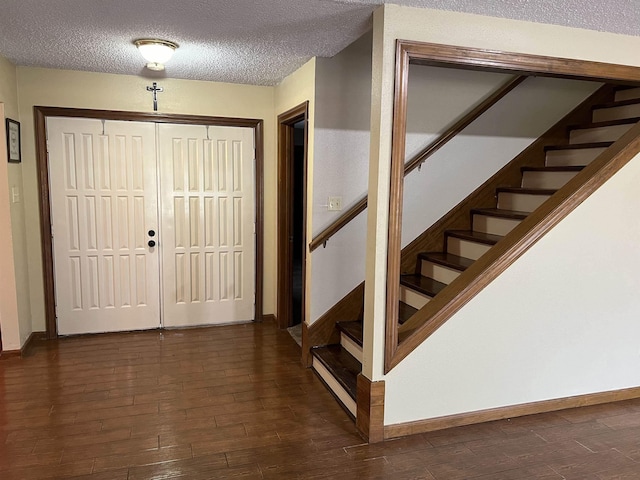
[384,386,640,439]
[0,331,45,360]
[262,314,276,323]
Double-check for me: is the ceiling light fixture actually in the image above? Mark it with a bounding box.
[134,38,178,71]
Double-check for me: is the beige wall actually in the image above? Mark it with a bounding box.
[0,55,29,350]
[16,67,277,333]
[274,58,316,325]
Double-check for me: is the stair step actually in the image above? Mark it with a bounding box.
[615,87,640,102]
[401,273,448,297]
[521,166,582,189]
[417,252,474,272]
[445,229,502,260]
[544,142,611,167]
[337,321,363,347]
[471,208,527,236]
[569,118,638,144]
[399,301,418,325]
[496,187,555,212]
[415,253,472,285]
[592,98,640,123]
[311,345,360,416]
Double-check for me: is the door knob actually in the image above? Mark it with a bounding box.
[148,230,156,237]
[148,240,156,248]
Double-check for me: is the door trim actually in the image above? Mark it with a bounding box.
[277,102,309,329]
[35,107,265,338]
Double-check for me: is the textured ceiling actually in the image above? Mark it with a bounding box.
[0,0,639,86]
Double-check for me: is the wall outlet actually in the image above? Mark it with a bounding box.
[328,196,343,211]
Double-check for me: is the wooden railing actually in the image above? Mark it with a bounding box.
[308,75,526,252]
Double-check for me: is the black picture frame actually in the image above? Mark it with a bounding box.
[6,118,21,163]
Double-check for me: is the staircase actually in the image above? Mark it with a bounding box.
[310,85,640,418]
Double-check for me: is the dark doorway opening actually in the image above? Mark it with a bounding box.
[277,102,309,330]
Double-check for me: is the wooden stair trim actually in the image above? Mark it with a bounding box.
[400,274,447,297]
[445,230,503,245]
[393,121,640,370]
[496,187,557,195]
[593,98,640,109]
[416,252,474,271]
[544,142,612,151]
[308,75,526,252]
[471,208,529,220]
[521,166,584,172]
[568,116,640,130]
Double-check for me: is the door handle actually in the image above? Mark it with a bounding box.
[148,230,156,237]
[148,240,156,248]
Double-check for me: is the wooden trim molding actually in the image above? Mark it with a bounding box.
[384,385,640,439]
[277,102,309,330]
[356,374,385,443]
[385,40,640,373]
[34,106,265,338]
[0,331,45,360]
[262,314,276,324]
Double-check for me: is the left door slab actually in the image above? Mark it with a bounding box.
[48,117,161,335]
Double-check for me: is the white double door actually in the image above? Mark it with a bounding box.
[47,117,255,335]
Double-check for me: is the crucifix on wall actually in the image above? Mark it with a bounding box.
[146,82,163,111]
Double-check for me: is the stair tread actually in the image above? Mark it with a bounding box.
[336,321,363,346]
[569,117,640,130]
[401,272,449,296]
[446,230,503,245]
[593,98,640,109]
[545,142,613,151]
[311,345,360,400]
[399,301,418,325]
[521,166,584,172]
[496,187,557,195]
[415,252,474,272]
[471,207,529,220]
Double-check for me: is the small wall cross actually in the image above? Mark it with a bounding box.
[146,82,163,111]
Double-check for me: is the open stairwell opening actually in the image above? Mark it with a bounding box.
[304,40,640,442]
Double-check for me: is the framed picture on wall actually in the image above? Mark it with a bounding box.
[6,118,21,163]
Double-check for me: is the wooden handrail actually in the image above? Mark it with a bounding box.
[308,75,526,252]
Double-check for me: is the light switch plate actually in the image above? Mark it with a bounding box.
[328,196,342,211]
[11,186,20,204]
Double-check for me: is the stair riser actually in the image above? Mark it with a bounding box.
[497,192,551,212]
[340,333,363,363]
[615,87,640,102]
[419,261,460,285]
[312,358,357,416]
[473,215,521,236]
[446,237,491,261]
[569,123,633,144]
[545,147,606,167]
[593,104,640,123]
[400,285,431,310]
[521,171,578,189]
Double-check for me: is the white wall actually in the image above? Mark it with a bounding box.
[385,152,640,425]
[309,32,372,322]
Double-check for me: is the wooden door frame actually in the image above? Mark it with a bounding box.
[277,102,309,329]
[35,106,265,339]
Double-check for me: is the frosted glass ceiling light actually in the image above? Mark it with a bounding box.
[134,39,178,71]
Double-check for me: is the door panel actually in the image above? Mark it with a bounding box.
[48,117,160,335]
[158,124,255,327]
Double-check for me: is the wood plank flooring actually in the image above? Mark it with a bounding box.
[2,320,640,479]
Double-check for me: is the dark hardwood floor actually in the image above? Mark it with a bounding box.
[1,320,640,479]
